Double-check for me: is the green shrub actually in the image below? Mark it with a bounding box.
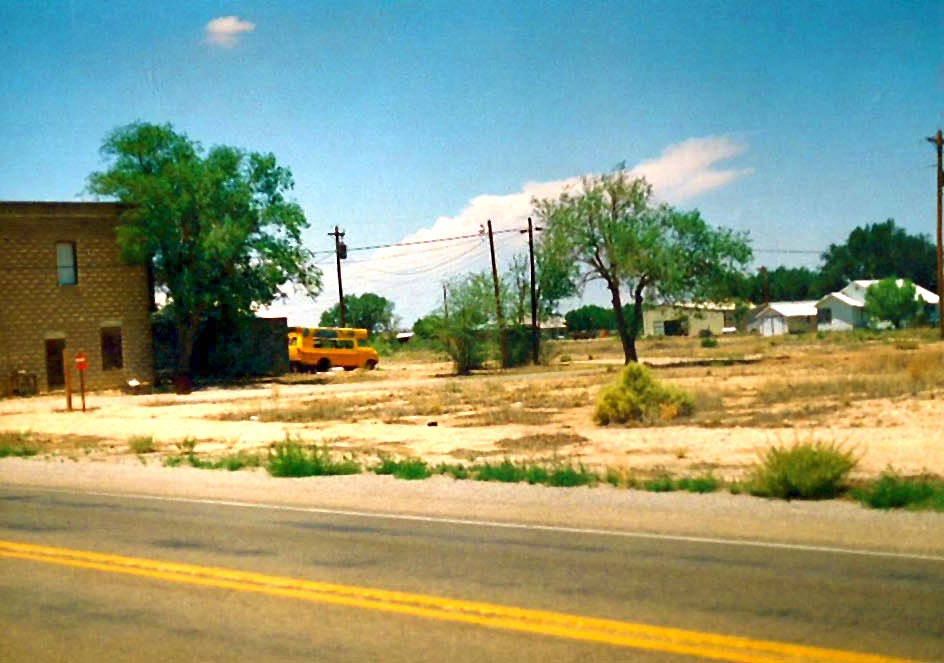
[677,474,719,493]
[0,431,39,458]
[749,440,858,500]
[129,436,156,454]
[436,463,470,480]
[643,474,677,492]
[594,363,694,425]
[700,336,718,348]
[547,463,596,487]
[475,459,527,483]
[266,441,361,477]
[852,472,944,511]
[373,456,432,480]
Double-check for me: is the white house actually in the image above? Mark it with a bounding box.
[816,279,939,331]
[748,301,818,336]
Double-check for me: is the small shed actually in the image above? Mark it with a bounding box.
[748,301,818,336]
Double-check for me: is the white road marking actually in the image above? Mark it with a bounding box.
[18,486,944,563]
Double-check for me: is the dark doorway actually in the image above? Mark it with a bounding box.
[45,339,66,389]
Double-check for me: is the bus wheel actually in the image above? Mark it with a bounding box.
[365,360,377,370]
[316,358,332,373]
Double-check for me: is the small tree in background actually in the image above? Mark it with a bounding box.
[436,273,494,374]
[319,292,396,333]
[864,278,923,329]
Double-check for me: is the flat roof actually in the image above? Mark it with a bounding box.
[0,201,130,218]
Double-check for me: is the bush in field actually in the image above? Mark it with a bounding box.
[266,441,361,477]
[852,471,944,511]
[749,440,857,500]
[594,363,694,425]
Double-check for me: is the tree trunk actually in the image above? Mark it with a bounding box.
[608,280,638,363]
[174,315,198,394]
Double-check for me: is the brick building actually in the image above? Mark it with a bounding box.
[0,202,154,395]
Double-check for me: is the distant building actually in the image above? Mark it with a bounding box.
[0,202,154,395]
[642,302,735,337]
[748,301,818,336]
[816,279,939,331]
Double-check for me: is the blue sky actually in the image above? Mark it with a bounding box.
[1,1,942,324]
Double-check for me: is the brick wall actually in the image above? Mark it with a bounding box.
[0,202,154,395]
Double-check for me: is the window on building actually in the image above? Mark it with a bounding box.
[56,242,77,285]
[817,308,832,324]
[101,327,123,370]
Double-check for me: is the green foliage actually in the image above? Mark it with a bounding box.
[547,463,596,487]
[129,436,156,454]
[320,293,396,333]
[87,122,322,375]
[534,169,751,363]
[565,304,617,335]
[373,456,432,480]
[818,219,938,294]
[412,314,443,341]
[435,463,470,480]
[0,431,39,458]
[643,474,677,492]
[864,278,924,329]
[852,472,944,511]
[594,364,694,425]
[476,459,528,483]
[677,475,720,493]
[749,440,858,500]
[718,266,821,303]
[436,273,495,374]
[700,336,719,348]
[266,441,361,477]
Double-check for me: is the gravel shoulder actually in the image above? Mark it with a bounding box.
[2,457,942,559]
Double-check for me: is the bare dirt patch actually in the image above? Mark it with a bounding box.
[1,332,943,479]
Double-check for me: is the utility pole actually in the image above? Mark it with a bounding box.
[329,226,347,327]
[486,220,508,367]
[523,217,542,364]
[442,283,449,320]
[760,265,769,306]
[928,130,944,340]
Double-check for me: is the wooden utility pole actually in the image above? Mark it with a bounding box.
[760,266,769,306]
[486,220,509,367]
[526,217,540,364]
[329,226,347,327]
[928,130,944,339]
[442,283,449,320]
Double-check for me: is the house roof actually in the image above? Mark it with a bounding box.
[816,291,863,308]
[759,301,818,318]
[850,279,939,305]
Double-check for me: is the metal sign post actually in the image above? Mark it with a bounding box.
[74,352,87,412]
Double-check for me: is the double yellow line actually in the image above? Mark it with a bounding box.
[0,539,917,663]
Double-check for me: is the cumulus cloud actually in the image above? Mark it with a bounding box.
[204,16,255,47]
[262,135,752,326]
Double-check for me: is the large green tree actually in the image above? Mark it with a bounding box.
[88,122,321,378]
[818,219,937,294]
[864,278,924,329]
[319,292,396,333]
[535,170,751,363]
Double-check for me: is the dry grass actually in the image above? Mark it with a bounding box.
[494,432,589,454]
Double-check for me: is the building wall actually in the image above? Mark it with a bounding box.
[642,305,727,337]
[0,203,154,394]
[816,300,864,332]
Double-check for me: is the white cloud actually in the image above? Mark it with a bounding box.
[261,135,752,326]
[204,16,255,48]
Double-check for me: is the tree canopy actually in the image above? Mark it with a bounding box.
[87,122,321,377]
[819,219,937,294]
[864,278,924,329]
[535,170,751,363]
[319,292,396,333]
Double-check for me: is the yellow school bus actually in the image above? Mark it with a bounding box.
[288,327,379,372]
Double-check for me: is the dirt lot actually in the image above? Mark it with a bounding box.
[2,331,943,480]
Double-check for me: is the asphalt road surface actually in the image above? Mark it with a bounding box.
[0,486,941,662]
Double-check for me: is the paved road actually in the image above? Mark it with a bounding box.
[1,486,941,662]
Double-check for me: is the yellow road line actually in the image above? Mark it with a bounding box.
[0,540,918,663]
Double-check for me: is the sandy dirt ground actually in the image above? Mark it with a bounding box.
[2,336,943,480]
